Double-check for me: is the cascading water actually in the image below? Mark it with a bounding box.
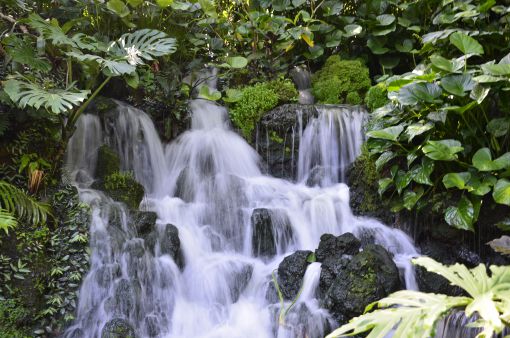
[64,95,419,337]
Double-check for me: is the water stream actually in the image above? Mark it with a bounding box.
[64,98,418,338]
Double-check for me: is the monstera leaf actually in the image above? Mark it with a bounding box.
[109,29,177,64]
[3,79,90,115]
[2,35,52,72]
[67,52,136,76]
[327,257,510,338]
[26,13,77,47]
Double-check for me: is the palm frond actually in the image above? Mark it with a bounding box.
[0,181,51,225]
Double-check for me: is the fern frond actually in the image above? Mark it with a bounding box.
[0,181,51,225]
[0,209,17,234]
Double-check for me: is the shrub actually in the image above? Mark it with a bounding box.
[365,83,389,111]
[312,55,371,104]
[229,78,298,138]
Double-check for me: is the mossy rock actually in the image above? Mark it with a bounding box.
[101,318,136,338]
[96,145,120,180]
[84,96,117,116]
[365,83,389,111]
[312,55,371,104]
[103,172,144,210]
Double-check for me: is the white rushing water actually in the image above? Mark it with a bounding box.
[64,98,418,338]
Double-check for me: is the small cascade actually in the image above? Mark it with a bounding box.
[290,65,314,105]
[65,97,418,337]
[298,105,365,185]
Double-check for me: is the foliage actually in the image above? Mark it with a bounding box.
[365,3,510,232]
[365,83,389,111]
[312,56,371,104]
[103,171,145,209]
[229,79,297,138]
[0,299,31,338]
[0,181,51,233]
[328,256,510,338]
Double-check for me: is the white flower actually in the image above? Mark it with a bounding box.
[125,46,143,65]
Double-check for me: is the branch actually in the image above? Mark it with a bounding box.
[0,12,28,34]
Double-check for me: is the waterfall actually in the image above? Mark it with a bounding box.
[64,98,418,338]
[298,105,365,185]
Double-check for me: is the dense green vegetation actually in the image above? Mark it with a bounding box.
[1,0,510,336]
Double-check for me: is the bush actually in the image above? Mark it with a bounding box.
[229,78,298,138]
[365,83,389,111]
[312,55,371,104]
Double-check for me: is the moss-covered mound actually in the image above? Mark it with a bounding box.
[103,171,145,210]
[365,83,389,111]
[312,55,371,105]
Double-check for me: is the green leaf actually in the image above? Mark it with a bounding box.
[376,14,396,26]
[403,187,424,210]
[468,174,496,196]
[223,88,243,103]
[445,196,474,231]
[225,56,248,69]
[441,74,475,97]
[422,139,463,161]
[109,29,177,63]
[155,0,174,7]
[127,0,144,6]
[0,209,17,234]
[470,84,490,104]
[26,13,76,47]
[124,72,139,88]
[493,179,510,206]
[378,178,393,195]
[450,32,484,55]
[495,218,510,232]
[367,125,404,141]
[67,52,136,76]
[443,172,471,189]
[3,79,90,115]
[2,35,51,72]
[395,170,413,194]
[487,118,510,137]
[430,55,464,73]
[344,24,362,37]
[405,122,434,142]
[107,0,130,17]
[198,86,221,101]
[367,38,389,55]
[481,63,510,76]
[396,82,442,105]
[375,151,396,171]
[472,148,510,171]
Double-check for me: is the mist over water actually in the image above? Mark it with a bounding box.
[64,98,418,338]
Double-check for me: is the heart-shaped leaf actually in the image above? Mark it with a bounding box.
[396,83,442,105]
[423,139,463,161]
[493,179,510,206]
[443,172,471,189]
[430,55,464,73]
[344,24,362,37]
[445,196,474,231]
[472,148,510,171]
[487,118,510,137]
[441,74,475,97]
[376,14,396,26]
[450,32,484,55]
[367,125,404,141]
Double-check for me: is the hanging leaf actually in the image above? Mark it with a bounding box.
[470,84,490,104]
[443,172,471,190]
[445,196,475,231]
[375,151,396,171]
[441,74,475,97]
[430,55,464,73]
[493,179,510,206]
[107,0,131,18]
[481,63,510,76]
[395,170,414,194]
[223,88,243,103]
[198,86,221,101]
[367,125,404,141]
[367,38,389,54]
[449,32,484,55]
[67,52,136,76]
[155,0,174,7]
[487,118,510,137]
[403,187,425,210]
[26,13,77,47]
[468,174,496,196]
[225,56,248,68]
[3,79,90,115]
[376,14,396,26]
[422,139,463,161]
[405,122,434,142]
[378,178,393,195]
[410,158,434,186]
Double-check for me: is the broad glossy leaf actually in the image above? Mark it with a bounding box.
[107,0,130,17]
[422,139,463,161]
[109,29,177,62]
[427,111,448,123]
[344,24,362,37]
[223,88,243,103]
[397,83,442,105]
[450,32,484,55]
[445,196,474,231]
[405,122,434,142]
[474,75,506,83]
[469,174,496,196]
[403,187,425,210]
[127,0,144,6]
[481,63,510,76]
[395,170,414,194]
[26,13,76,47]
[3,35,51,72]
[487,118,510,137]
[67,52,136,76]
[375,151,396,171]
[411,158,434,186]
[376,14,396,26]
[226,56,248,68]
[472,148,510,171]
[155,0,174,7]
[441,74,474,97]
[367,125,404,141]
[367,38,389,54]
[395,39,413,53]
[443,172,471,189]
[198,86,221,101]
[378,178,393,195]
[494,179,510,206]
[470,84,490,104]
[430,55,464,73]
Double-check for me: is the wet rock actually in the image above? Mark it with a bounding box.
[251,208,276,257]
[277,250,313,300]
[67,328,84,338]
[315,233,361,262]
[101,318,136,338]
[145,224,184,269]
[144,315,160,337]
[318,255,350,299]
[305,166,327,186]
[324,244,401,320]
[96,145,120,180]
[124,239,145,258]
[131,211,158,236]
[112,279,138,318]
[230,264,254,302]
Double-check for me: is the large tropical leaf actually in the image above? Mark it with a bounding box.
[66,52,136,76]
[449,32,484,55]
[26,13,77,47]
[0,181,51,226]
[2,35,52,72]
[3,79,90,115]
[327,257,510,338]
[109,29,177,64]
[422,139,464,161]
[0,209,17,234]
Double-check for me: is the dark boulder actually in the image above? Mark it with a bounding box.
[277,250,313,300]
[324,244,401,320]
[95,263,121,287]
[145,224,184,269]
[318,255,350,299]
[251,208,276,257]
[315,233,361,262]
[131,211,158,236]
[230,263,254,302]
[144,315,160,337]
[101,318,136,338]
